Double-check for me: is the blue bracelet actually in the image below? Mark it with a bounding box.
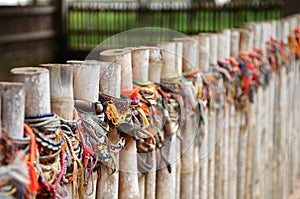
[25,112,54,119]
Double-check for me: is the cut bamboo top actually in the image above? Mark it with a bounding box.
[199,33,218,66]
[10,67,51,116]
[230,30,240,56]
[0,82,25,139]
[198,33,210,71]
[100,48,133,90]
[39,63,74,120]
[68,60,100,102]
[157,42,177,78]
[219,29,231,59]
[141,46,163,83]
[131,47,150,83]
[173,37,199,73]
[99,62,121,98]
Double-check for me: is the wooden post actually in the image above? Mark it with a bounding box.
[68,60,100,199]
[100,48,140,199]
[0,82,25,139]
[97,62,121,199]
[10,67,51,115]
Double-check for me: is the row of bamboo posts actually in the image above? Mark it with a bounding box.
[1,13,300,199]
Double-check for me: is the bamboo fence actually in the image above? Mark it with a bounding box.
[0,13,300,199]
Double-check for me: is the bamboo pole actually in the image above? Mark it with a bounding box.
[97,61,121,199]
[173,37,199,73]
[175,135,181,199]
[144,150,156,199]
[243,25,256,199]
[188,35,202,199]
[243,22,262,49]
[0,82,25,139]
[39,63,75,198]
[10,67,51,116]
[236,107,247,199]
[148,47,163,83]
[291,59,300,191]
[204,33,218,199]
[208,106,216,199]
[228,103,238,199]
[215,39,222,199]
[172,37,199,199]
[197,33,210,199]
[230,30,240,57]
[209,34,219,66]
[266,68,276,199]
[144,46,162,199]
[219,29,231,59]
[157,42,177,77]
[155,42,177,199]
[228,28,240,199]
[287,59,294,196]
[166,41,183,199]
[235,28,253,51]
[217,32,228,60]
[252,86,262,199]
[100,48,139,199]
[100,49,133,90]
[132,47,150,199]
[198,33,210,72]
[199,107,209,199]
[174,40,183,75]
[68,60,100,199]
[223,99,230,199]
[39,64,74,120]
[245,100,254,199]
